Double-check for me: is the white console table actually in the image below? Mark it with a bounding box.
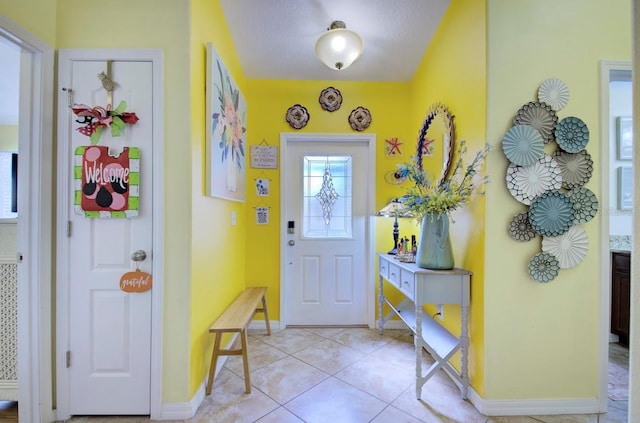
[377,253,471,400]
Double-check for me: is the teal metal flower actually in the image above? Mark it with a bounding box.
[528,252,560,283]
[567,187,599,224]
[555,116,589,153]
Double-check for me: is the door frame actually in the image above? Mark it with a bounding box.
[55,49,164,420]
[597,60,632,413]
[0,15,55,423]
[279,132,376,328]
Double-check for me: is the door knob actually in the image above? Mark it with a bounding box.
[288,240,295,246]
[131,250,147,262]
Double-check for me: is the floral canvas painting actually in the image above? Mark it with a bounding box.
[206,43,247,201]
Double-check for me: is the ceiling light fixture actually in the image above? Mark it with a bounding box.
[314,20,364,71]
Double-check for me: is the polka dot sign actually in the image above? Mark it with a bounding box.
[74,145,140,218]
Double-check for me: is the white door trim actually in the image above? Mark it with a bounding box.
[279,132,376,328]
[55,49,164,420]
[0,15,55,423]
[597,59,632,413]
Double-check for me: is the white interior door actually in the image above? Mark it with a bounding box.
[59,58,154,415]
[283,135,373,326]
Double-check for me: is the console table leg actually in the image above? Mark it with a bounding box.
[415,294,423,399]
[378,275,384,334]
[461,304,469,399]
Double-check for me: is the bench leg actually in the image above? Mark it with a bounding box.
[240,329,251,393]
[261,295,271,335]
[206,333,222,395]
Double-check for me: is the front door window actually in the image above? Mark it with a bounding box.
[302,155,352,238]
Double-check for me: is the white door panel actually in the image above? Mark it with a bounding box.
[284,139,371,325]
[62,59,153,415]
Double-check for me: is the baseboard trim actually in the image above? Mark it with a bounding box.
[469,392,600,416]
[0,380,18,401]
[248,320,408,331]
[159,333,238,420]
[249,320,281,331]
[159,399,197,421]
[158,369,211,420]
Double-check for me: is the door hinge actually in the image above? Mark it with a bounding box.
[66,350,71,368]
[67,221,72,237]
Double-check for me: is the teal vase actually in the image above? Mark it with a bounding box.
[416,213,454,270]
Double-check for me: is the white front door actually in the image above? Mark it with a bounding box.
[282,134,374,326]
[58,55,154,415]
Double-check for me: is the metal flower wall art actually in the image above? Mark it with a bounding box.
[286,104,310,129]
[318,87,343,112]
[72,100,139,145]
[501,78,599,283]
[348,106,372,131]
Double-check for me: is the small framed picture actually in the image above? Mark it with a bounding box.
[617,167,633,210]
[255,178,270,197]
[616,116,633,160]
[255,207,269,225]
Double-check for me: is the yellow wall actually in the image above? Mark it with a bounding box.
[56,0,193,402]
[189,0,248,397]
[409,0,487,395]
[485,0,631,399]
[244,79,414,321]
[0,126,18,151]
[0,1,56,45]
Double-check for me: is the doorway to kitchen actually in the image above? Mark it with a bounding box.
[598,60,631,417]
[0,14,55,423]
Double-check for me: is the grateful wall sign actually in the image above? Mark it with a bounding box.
[74,145,140,218]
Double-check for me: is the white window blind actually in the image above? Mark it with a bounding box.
[0,152,17,219]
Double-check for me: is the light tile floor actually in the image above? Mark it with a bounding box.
[2,328,630,423]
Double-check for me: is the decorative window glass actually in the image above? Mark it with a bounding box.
[302,155,352,238]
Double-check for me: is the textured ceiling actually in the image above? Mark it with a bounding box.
[0,1,450,126]
[219,0,450,82]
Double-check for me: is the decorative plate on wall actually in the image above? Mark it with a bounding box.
[502,124,544,166]
[318,87,343,112]
[537,78,569,111]
[383,168,407,185]
[528,251,560,283]
[555,116,589,153]
[506,155,562,205]
[567,187,599,224]
[348,106,372,131]
[508,211,537,242]
[542,225,588,269]
[528,189,575,237]
[553,149,593,190]
[513,101,558,144]
[285,104,310,129]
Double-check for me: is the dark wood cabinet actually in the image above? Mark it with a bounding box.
[611,251,631,346]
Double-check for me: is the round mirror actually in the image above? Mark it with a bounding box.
[415,103,455,187]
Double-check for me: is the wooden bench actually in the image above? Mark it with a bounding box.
[205,286,271,395]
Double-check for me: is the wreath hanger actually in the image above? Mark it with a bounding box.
[71,60,140,144]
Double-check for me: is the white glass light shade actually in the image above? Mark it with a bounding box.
[315,26,363,70]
